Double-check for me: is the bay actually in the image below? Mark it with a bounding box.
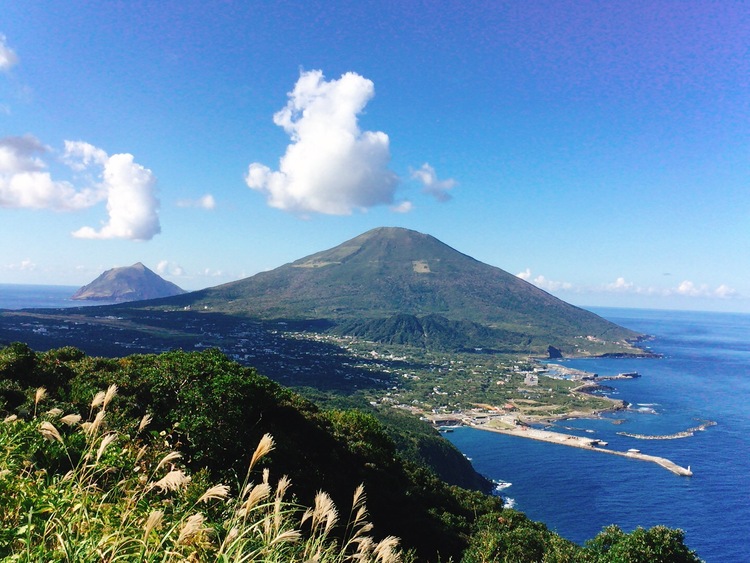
[446,307,750,562]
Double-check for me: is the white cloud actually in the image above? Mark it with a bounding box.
[0,136,102,210]
[675,280,709,297]
[72,151,160,241]
[63,140,108,170]
[518,270,742,303]
[714,284,738,299]
[3,258,36,272]
[391,200,414,213]
[516,269,573,291]
[156,260,185,277]
[605,277,635,292]
[516,268,532,281]
[246,70,398,215]
[673,280,738,299]
[0,35,18,72]
[411,163,456,202]
[1,137,159,240]
[176,193,216,209]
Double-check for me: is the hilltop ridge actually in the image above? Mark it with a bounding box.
[150,227,644,356]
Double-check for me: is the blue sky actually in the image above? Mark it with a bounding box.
[1,1,748,312]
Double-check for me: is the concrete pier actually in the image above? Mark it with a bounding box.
[469,421,693,477]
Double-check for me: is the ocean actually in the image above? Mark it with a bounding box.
[446,307,750,562]
[0,284,115,309]
[1,286,747,560]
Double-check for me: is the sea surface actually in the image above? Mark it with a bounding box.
[2,287,747,560]
[0,284,116,309]
[446,307,750,562]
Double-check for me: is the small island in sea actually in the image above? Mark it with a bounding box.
[72,262,185,303]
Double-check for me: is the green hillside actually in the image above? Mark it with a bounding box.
[146,228,644,356]
[0,344,702,562]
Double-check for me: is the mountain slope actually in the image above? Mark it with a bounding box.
[72,262,185,303]
[151,227,643,355]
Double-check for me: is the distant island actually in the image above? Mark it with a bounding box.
[72,262,185,303]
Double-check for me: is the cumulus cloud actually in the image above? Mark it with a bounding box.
[518,270,741,302]
[176,194,216,209]
[0,136,102,210]
[1,136,160,240]
[71,149,160,241]
[411,163,456,202]
[156,260,185,277]
[674,280,738,299]
[516,269,573,291]
[714,284,738,299]
[605,277,635,292]
[246,70,398,215]
[0,35,18,72]
[63,140,108,170]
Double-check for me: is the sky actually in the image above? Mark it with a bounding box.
[1,1,748,313]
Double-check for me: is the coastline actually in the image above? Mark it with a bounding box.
[467,418,693,476]
[430,412,693,477]
[425,388,695,477]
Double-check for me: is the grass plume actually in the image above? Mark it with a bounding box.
[0,386,412,562]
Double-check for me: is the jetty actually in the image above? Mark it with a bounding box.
[617,420,717,440]
[467,419,693,477]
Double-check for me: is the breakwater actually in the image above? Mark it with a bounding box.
[617,420,717,440]
[469,420,693,476]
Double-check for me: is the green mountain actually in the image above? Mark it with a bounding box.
[153,227,643,355]
[72,262,185,302]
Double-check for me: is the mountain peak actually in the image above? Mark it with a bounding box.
[152,227,642,355]
[72,263,186,303]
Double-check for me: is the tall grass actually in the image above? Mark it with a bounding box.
[0,386,411,562]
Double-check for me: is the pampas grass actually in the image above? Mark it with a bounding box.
[0,386,413,562]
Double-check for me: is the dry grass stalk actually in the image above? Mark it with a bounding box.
[103,384,118,409]
[60,413,82,426]
[35,387,47,405]
[39,421,63,444]
[177,512,205,544]
[83,409,106,437]
[198,483,230,503]
[155,451,182,473]
[274,475,292,532]
[270,529,301,546]
[150,469,191,492]
[242,482,271,516]
[4,414,18,423]
[374,536,402,563]
[313,491,339,535]
[96,433,118,462]
[250,433,275,470]
[91,390,106,410]
[138,414,152,433]
[143,510,164,539]
[45,407,63,418]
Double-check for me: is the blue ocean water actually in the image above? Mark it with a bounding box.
[2,288,746,560]
[0,284,106,309]
[446,307,750,562]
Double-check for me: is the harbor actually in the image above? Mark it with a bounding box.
[469,419,693,477]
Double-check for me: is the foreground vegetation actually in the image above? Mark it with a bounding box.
[1,402,408,561]
[0,343,702,561]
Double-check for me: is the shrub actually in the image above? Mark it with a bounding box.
[0,386,412,562]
